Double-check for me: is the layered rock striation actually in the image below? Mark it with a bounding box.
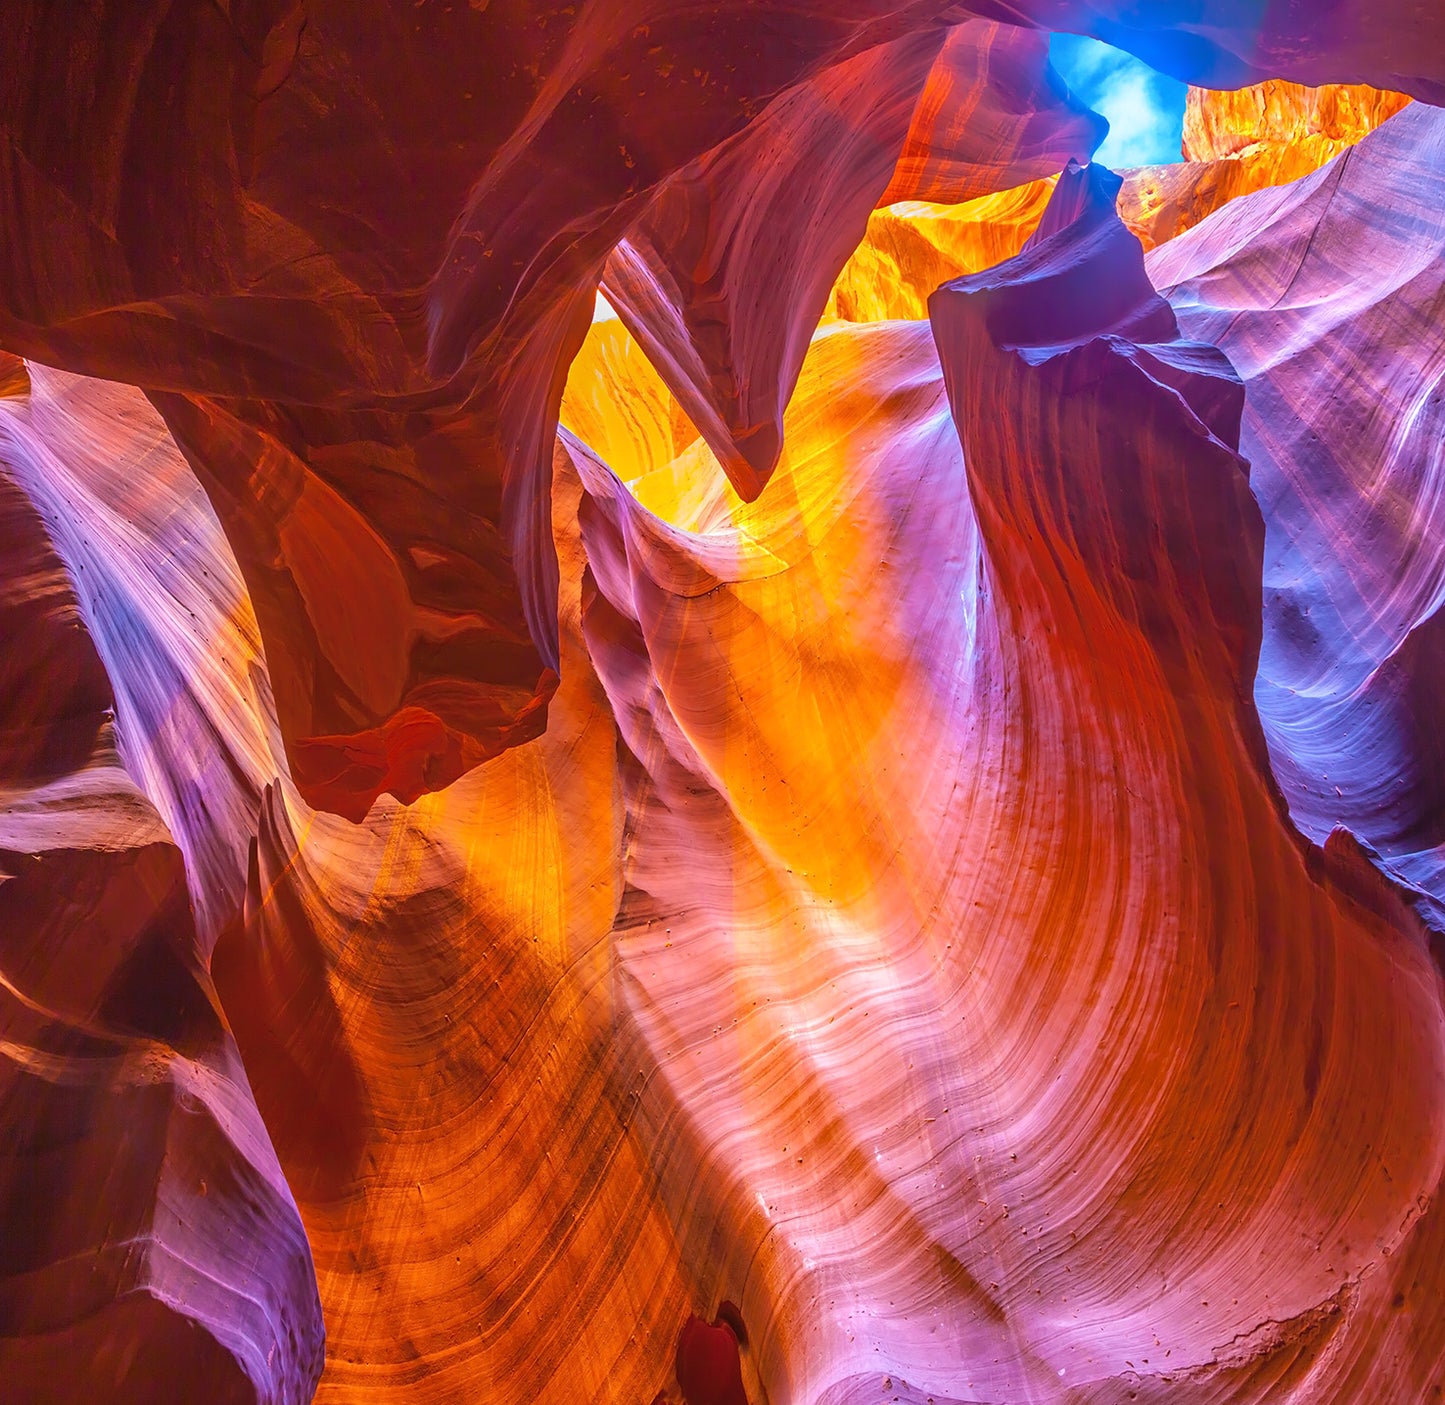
[3,8,1445,1405]
[1151,100,1445,950]
[0,358,322,1404]
[3,1,1443,817]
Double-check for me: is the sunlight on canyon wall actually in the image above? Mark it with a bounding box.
[2,7,1445,1403]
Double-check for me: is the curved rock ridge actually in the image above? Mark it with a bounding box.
[0,379,323,1403]
[599,28,955,502]
[0,0,926,818]
[1149,99,1445,950]
[601,21,1101,498]
[880,20,1106,206]
[0,361,282,948]
[6,344,693,1404]
[4,4,1445,815]
[559,164,1445,1404]
[207,449,707,1405]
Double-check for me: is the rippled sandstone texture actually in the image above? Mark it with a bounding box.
[5,6,1445,1405]
[0,357,322,1403]
[3,1,1443,819]
[1150,98,1445,951]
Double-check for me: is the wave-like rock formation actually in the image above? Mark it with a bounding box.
[562,161,1445,1405]
[4,1,1444,818]
[599,21,1101,497]
[5,6,1445,1404]
[0,357,322,1403]
[1151,99,1445,948]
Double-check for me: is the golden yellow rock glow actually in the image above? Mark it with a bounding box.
[824,81,1414,321]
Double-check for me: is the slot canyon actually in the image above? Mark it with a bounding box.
[3,4,1445,1402]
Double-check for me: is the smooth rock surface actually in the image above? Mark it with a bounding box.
[3,2,1443,815]
[5,8,1445,1404]
[0,394,323,1403]
[1151,100,1445,950]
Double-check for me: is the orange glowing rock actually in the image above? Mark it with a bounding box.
[560,311,700,487]
[8,9,1445,1405]
[827,180,1059,323]
[1181,79,1413,163]
[1121,80,1412,248]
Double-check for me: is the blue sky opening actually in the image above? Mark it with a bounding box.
[1049,33,1188,168]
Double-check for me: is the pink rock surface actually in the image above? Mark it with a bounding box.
[0,408,322,1403]
[1151,100,1445,951]
[3,2,1443,816]
[5,8,1445,1405]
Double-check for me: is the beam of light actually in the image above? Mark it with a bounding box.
[1049,33,1188,168]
